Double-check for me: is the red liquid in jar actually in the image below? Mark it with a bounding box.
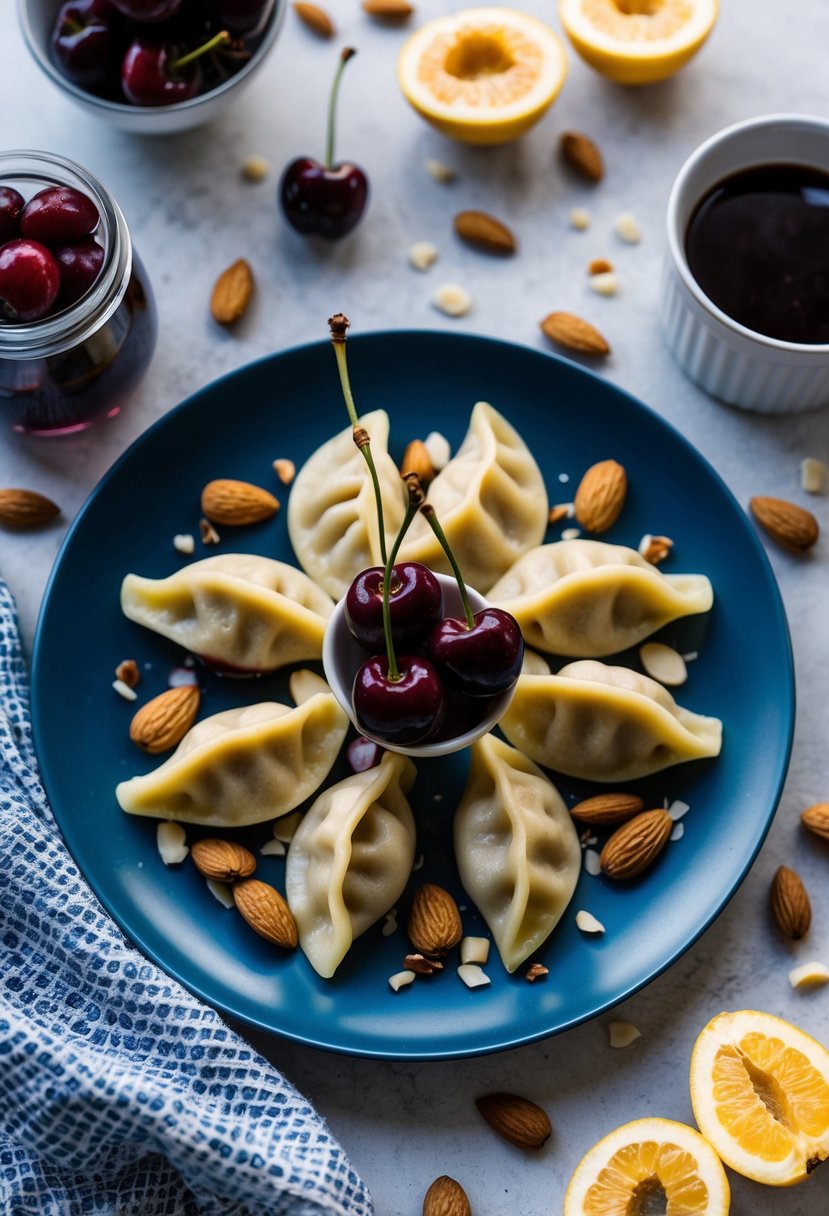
[684,163,829,345]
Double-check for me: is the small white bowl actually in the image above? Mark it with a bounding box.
[18,0,286,135]
[322,573,517,759]
[661,114,829,414]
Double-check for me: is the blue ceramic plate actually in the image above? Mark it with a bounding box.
[31,332,794,1061]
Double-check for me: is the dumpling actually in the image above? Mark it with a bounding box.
[116,672,349,827]
[500,660,722,782]
[400,402,548,594]
[285,751,417,978]
[454,734,581,973]
[287,409,408,601]
[488,540,713,657]
[121,554,334,674]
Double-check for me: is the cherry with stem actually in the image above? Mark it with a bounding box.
[121,27,231,106]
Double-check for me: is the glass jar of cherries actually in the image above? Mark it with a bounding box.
[0,150,157,435]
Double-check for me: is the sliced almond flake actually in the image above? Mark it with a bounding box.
[608,1020,641,1048]
[548,503,570,526]
[157,821,188,866]
[424,431,451,470]
[789,961,829,990]
[584,848,602,876]
[682,651,698,663]
[460,936,490,965]
[173,533,195,555]
[409,241,439,272]
[433,282,472,318]
[199,518,220,545]
[273,811,302,843]
[576,910,605,934]
[525,963,548,982]
[561,527,582,541]
[615,213,642,244]
[381,911,398,937]
[589,271,619,297]
[113,678,138,702]
[668,799,690,821]
[206,878,235,908]
[260,838,286,857]
[569,207,591,231]
[670,822,685,842]
[457,963,491,989]
[272,458,296,485]
[168,666,199,688]
[412,853,425,871]
[425,158,456,183]
[639,642,687,687]
[800,457,827,494]
[389,969,416,992]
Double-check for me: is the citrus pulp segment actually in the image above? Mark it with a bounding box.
[558,0,718,85]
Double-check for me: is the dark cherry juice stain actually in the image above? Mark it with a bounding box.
[685,163,829,345]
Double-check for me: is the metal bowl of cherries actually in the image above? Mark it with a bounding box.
[18,0,287,134]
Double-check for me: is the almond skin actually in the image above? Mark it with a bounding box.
[749,496,819,552]
[422,1175,471,1216]
[191,838,256,883]
[363,0,413,17]
[770,865,811,940]
[570,792,645,826]
[561,131,604,182]
[475,1093,552,1150]
[574,459,627,532]
[210,258,254,326]
[453,209,516,255]
[539,311,610,356]
[801,803,829,842]
[292,1,334,36]
[600,808,673,879]
[400,438,435,487]
[233,878,298,948]
[408,884,462,956]
[0,488,61,529]
[201,478,279,526]
[129,685,200,754]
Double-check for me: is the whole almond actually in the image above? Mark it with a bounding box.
[422,1175,471,1216]
[570,792,645,826]
[574,459,627,532]
[129,685,200,754]
[191,838,256,883]
[453,209,516,255]
[0,488,61,529]
[210,258,254,326]
[408,884,462,955]
[600,809,673,879]
[201,478,279,526]
[749,496,819,552]
[363,0,413,17]
[539,311,610,356]
[801,803,829,842]
[475,1093,552,1150]
[293,1,334,36]
[770,865,811,940]
[400,438,435,487]
[561,131,604,182]
[234,878,297,948]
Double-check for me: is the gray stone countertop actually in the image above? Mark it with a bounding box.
[2,1,829,1212]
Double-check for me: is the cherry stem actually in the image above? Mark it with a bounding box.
[420,503,475,629]
[325,47,357,169]
[329,312,388,566]
[380,475,425,682]
[170,29,231,71]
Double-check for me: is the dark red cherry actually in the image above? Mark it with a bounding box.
[345,562,443,652]
[353,654,447,746]
[50,0,119,91]
[121,35,203,104]
[110,0,184,21]
[0,239,61,323]
[0,187,24,244]
[426,607,524,697]
[53,237,105,307]
[20,186,100,245]
[280,158,368,241]
[347,735,384,773]
[206,0,274,36]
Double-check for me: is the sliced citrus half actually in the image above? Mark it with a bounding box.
[690,1009,829,1186]
[559,0,718,85]
[397,7,567,145]
[564,1116,731,1215]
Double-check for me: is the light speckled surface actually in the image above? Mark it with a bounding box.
[2,2,829,1211]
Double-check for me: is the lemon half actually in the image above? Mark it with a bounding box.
[559,0,718,85]
[564,1116,731,1215]
[690,1009,829,1186]
[397,7,567,145]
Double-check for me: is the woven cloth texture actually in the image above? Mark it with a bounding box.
[0,578,372,1216]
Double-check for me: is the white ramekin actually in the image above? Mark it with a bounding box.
[661,114,829,414]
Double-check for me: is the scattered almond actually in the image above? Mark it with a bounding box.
[589,271,619,297]
[453,209,516,255]
[293,1,335,37]
[409,241,439,272]
[157,821,188,866]
[459,936,490,966]
[191,838,256,883]
[422,1175,471,1216]
[639,642,687,687]
[560,131,604,182]
[201,478,279,526]
[173,533,195,555]
[115,659,140,689]
[404,953,443,975]
[789,961,829,990]
[584,848,602,876]
[408,884,462,955]
[0,488,61,529]
[233,878,297,948]
[210,258,254,326]
[400,438,435,487]
[457,963,490,989]
[363,0,413,17]
[639,533,674,564]
[272,458,296,485]
[433,283,472,318]
[206,878,235,908]
[574,459,627,532]
[241,155,270,183]
[800,457,827,494]
[588,258,614,275]
[525,962,549,982]
[199,517,220,545]
[615,212,642,244]
[112,679,138,702]
[600,809,673,880]
[570,792,644,826]
[475,1093,552,1150]
[539,311,610,356]
[749,496,819,552]
[388,969,416,991]
[608,1021,641,1048]
[801,803,829,842]
[575,910,606,935]
[129,685,200,754]
[425,159,456,184]
[548,503,571,525]
[771,865,812,940]
[260,838,286,857]
[569,207,591,230]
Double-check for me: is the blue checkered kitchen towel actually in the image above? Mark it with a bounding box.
[0,578,372,1216]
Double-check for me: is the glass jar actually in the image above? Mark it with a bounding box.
[0,150,157,435]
